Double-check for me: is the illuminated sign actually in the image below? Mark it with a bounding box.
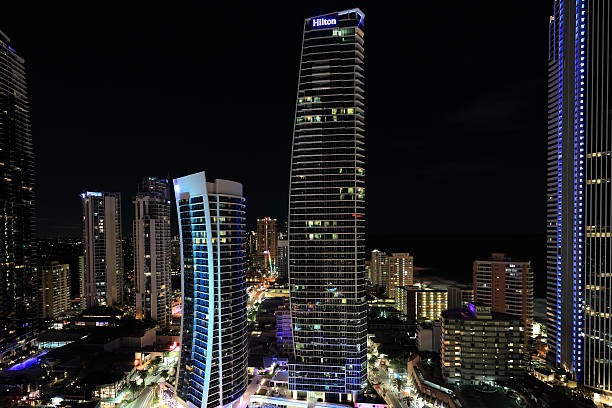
[86,191,102,197]
[312,17,336,27]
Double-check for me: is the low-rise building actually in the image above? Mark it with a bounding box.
[441,304,525,385]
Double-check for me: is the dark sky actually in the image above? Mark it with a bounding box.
[1,2,552,237]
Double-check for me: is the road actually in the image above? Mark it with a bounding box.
[236,374,261,408]
[132,386,154,408]
[371,368,408,408]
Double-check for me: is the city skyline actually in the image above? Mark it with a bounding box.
[2,3,610,408]
[1,2,550,237]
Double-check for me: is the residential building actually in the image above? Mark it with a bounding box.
[288,8,367,401]
[134,177,172,328]
[173,172,248,408]
[546,0,612,392]
[78,255,85,309]
[395,285,447,322]
[277,238,288,282]
[371,250,387,290]
[275,302,293,354]
[0,31,37,320]
[473,253,534,342]
[41,262,70,319]
[387,253,413,298]
[81,192,123,308]
[441,304,525,385]
[447,286,474,309]
[257,217,277,274]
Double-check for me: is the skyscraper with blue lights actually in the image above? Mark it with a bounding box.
[288,9,367,402]
[546,0,612,393]
[173,172,247,408]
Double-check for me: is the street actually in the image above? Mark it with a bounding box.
[235,374,262,408]
[129,386,154,408]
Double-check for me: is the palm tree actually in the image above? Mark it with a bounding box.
[392,377,404,393]
[368,354,378,366]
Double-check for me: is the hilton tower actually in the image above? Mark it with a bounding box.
[546,0,612,395]
[288,9,366,402]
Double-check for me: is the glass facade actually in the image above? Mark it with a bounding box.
[0,31,36,319]
[547,0,612,391]
[174,173,247,408]
[288,9,367,398]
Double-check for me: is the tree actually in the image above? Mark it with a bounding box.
[390,359,406,374]
[392,377,404,393]
[368,354,378,366]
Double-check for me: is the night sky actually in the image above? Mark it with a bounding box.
[1,2,552,238]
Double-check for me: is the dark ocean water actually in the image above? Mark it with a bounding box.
[367,234,547,297]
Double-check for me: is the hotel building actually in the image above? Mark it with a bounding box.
[288,9,367,401]
[441,304,525,385]
[395,285,448,322]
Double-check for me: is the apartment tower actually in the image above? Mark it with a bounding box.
[546,0,612,393]
[81,192,123,308]
[474,253,534,342]
[0,31,37,319]
[173,172,248,408]
[134,177,172,328]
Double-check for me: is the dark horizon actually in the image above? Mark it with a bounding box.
[2,2,551,238]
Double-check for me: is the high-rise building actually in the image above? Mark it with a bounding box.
[441,304,525,385]
[474,253,533,342]
[257,217,277,270]
[387,253,413,298]
[173,172,247,408]
[545,0,612,386]
[370,250,387,290]
[288,9,366,401]
[123,234,135,306]
[134,177,172,328]
[277,237,288,282]
[395,285,448,322]
[0,31,37,320]
[41,262,70,319]
[78,255,85,309]
[275,301,293,354]
[81,192,123,308]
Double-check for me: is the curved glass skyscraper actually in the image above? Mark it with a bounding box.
[288,9,367,402]
[173,172,248,408]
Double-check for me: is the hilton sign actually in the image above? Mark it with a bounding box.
[312,17,337,27]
